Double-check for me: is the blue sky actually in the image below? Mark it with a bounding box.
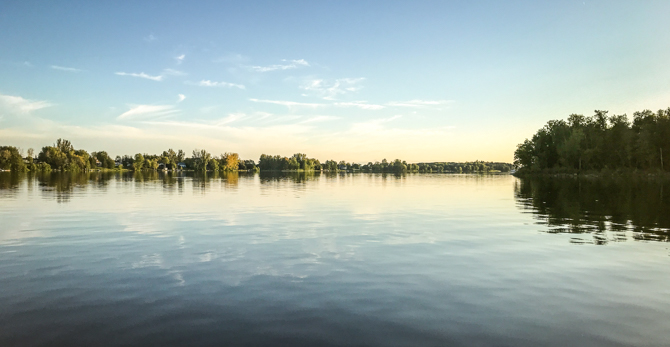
[1,1,669,162]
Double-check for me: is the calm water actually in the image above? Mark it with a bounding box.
[0,172,669,346]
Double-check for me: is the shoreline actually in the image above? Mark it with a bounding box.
[513,169,670,180]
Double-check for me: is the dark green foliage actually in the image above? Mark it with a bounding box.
[322,160,339,171]
[515,108,670,173]
[360,160,511,173]
[238,159,258,172]
[120,155,134,168]
[259,153,321,171]
[159,149,179,170]
[94,151,115,169]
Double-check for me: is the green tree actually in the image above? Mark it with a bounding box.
[192,149,211,171]
[0,146,26,171]
[133,153,145,170]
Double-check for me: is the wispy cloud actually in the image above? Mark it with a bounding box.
[299,115,340,124]
[386,100,453,108]
[23,61,33,67]
[301,77,365,100]
[162,68,186,76]
[255,111,274,120]
[177,94,186,102]
[115,72,163,81]
[334,101,385,110]
[175,54,185,64]
[51,65,83,73]
[349,115,402,134]
[0,93,53,113]
[115,69,186,82]
[249,98,325,109]
[193,80,245,89]
[144,34,156,42]
[213,113,247,126]
[247,59,310,72]
[117,104,178,120]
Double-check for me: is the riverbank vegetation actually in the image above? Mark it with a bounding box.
[1,138,512,174]
[514,108,670,176]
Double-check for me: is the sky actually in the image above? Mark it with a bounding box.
[1,1,670,163]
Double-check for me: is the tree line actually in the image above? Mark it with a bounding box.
[514,108,670,174]
[359,160,512,173]
[1,138,512,174]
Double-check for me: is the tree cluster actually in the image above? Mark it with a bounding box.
[514,108,670,174]
[258,153,321,171]
[0,146,30,172]
[357,159,511,173]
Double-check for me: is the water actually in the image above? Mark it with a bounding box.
[0,172,668,346]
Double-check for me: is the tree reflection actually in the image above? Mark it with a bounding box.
[222,171,239,188]
[515,176,670,243]
[259,171,320,184]
[0,172,24,191]
[30,172,116,202]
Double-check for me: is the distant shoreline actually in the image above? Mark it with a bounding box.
[1,139,514,174]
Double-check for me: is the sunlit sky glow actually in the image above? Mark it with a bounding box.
[1,1,670,162]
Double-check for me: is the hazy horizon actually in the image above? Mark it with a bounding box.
[2,1,670,162]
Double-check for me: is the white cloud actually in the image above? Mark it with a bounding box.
[115,69,186,82]
[334,101,385,110]
[162,68,187,76]
[117,104,178,120]
[177,94,186,102]
[51,65,82,72]
[301,77,365,100]
[299,115,340,124]
[387,100,453,108]
[195,80,245,89]
[0,93,53,113]
[214,113,247,126]
[115,72,163,81]
[249,98,325,109]
[250,98,383,110]
[145,34,156,42]
[247,59,310,72]
[175,54,185,64]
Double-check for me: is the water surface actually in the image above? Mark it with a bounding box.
[0,172,668,346]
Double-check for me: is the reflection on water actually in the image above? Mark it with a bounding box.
[1,172,669,346]
[0,171,413,194]
[515,176,670,244]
